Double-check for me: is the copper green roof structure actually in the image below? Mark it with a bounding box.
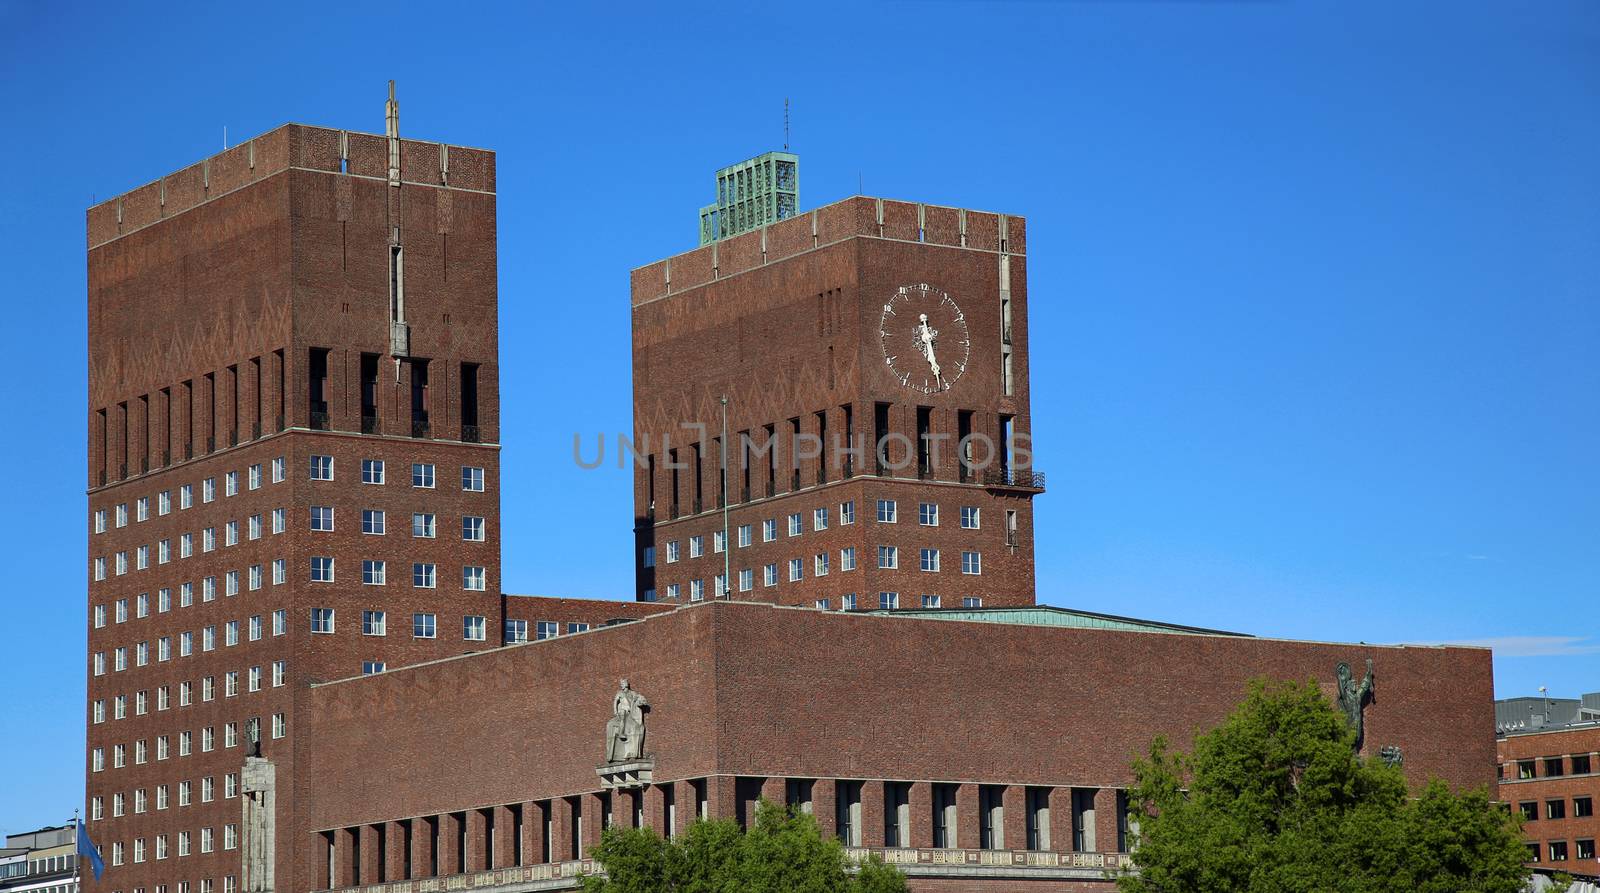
[698,151,799,245]
[867,604,1251,637]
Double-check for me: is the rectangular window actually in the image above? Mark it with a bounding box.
[272,660,286,686]
[248,514,261,539]
[713,530,725,553]
[159,490,172,514]
[962,551,983,575]
[310,556,335,582]
[962,596,983,608]
[224,521,238,546]
[762,519,777,542]
[202,477,215,502]
[840,500,855,525]
[665,583,681,599]
[876,499,897,523]
[503,618,527,642]
[536,620,559,640]
[788,513,803,536]
[815,553,830,576]
[567,622,590,634]
[763,563,778,587]
[463,515,486,541]
[412,513,436,538]
[362,559,386,585]
[180,483,193,508]
[814,507,829,530]
[961,506,981,529]
[465,615,488,641]
[1546,757,1566,777]
[310,455,333,480]
[736,524,752,547]
[1577,839,1596,861]
[362,459,385,484]
[463,565,487,590]
[919,502,939,526]
[690,579,705,601]
[463,466,486,491]
[363,660,386,675]
[739,568,754,591]
[412,462,436,488]
[1548,799,1567,820]
[310,506,334,531]
[273,610,286,635]
[922,594,942,608]
[224,471,237,497]
[879,592,900,610]
[201,528,214,552]
[362,509,386,535]
[688,535,703,558]
[788,558,803,582]
[272,507,285,534]
[94,508,106,533]
[1575,797,1594,818]
[248,463,261,490]
[413,563,437,588]
[878,545,898,569]
[310,608,335,634]
[272,558,286,584]
[271,456,285,482]
[362,610,387,636]
[1573,754,1592,774]
[920,548,940,572]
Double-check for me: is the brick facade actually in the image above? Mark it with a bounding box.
[1498,726,1600,877]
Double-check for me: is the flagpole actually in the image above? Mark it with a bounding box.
[73,809,81,891]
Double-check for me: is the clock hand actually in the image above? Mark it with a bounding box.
[917,314,942,382]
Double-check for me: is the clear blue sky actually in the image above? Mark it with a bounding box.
[1,0,1595,835]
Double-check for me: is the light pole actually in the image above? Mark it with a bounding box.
[720,396,731,598]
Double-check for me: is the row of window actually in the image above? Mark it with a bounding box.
[92,713,287,774]
[315,507,488,540]
[1506,753,1596,779]
[94,460,288,534]
[93,661,287,723]
[323,613,588,648]
[1528,838,1596,863]
[100,876,232,893]
[649,547,982,598]
[101,825,238,866]
[310,559,489,590]
[1516,796,1594,822]
[94,611,290,675]
[646,499,985,567]
[315,456,487,492]
[93,510,288,580]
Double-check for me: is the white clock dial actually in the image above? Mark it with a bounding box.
[879,283,970,395]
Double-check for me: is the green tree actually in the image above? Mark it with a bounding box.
[582,799,907,893]
[1118,679,1529,893]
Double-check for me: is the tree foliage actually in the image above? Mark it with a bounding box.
[582,799,907,893]
[1118,679,1529,893]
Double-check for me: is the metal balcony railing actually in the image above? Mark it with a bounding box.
[461,424,480,443]
[982,469,1047,491]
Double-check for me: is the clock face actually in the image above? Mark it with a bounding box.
[879,283,970,395]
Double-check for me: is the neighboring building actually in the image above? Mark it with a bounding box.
[1498,693,1600,880]
[82,95,1501,893]
[698,151,799,244]
[0,825,77,893]
[636,194,1039,610]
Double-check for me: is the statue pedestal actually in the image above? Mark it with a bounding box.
[596,758,655,791]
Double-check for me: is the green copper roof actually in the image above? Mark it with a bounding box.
[868,605,1251,637]
[699,151,799,245]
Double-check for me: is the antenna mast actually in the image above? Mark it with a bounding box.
[784,98,790,151]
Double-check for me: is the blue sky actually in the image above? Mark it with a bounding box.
[1,0,1595,834]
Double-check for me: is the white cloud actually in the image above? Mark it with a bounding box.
[1420,636,1600,657]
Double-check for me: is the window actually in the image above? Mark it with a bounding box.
[413,563,437,588]
[247,515,261,539]
[763,563,778,587]
[362,660,386,675]
[713,530,725,553]
[919,502,939,526]
[271,456,285,482]
[643,587,657,601]
[502,618,526,642]
[137,544,150,568]
[201,528,214,552]
[665,583,681,599]
[272,660,286,686]
[310,556,335,582]
[137,592,149,617]
[362,610,386,636]
[362,560,386,585]
[962,551,982,575]
[180,483,193,508]
[1549,840,1569,862]
[1573,754,1592,774]
[689,535,703,558]
[116,502,128,527]
[788,558,803,582]
[962,596,984,608]
[1518,801,1538,822]
[690,579,705,601]
[1548,799,1567,820]
[272,558,286,584]
[815,598,831,610]
[463,515,486,541]
[567,622,591,634]
[248,665,261,691]
[310,506,334,531]
[465,615,488,641]
[412,512,436,538]
[1517,760,1535,780]
[788,513,803,536]
[136,496,149,521]
[878,545,898,569]
[877,499,897,523]
[362,509,385,535]
[842,593,857,612]
[94,508,106,533]
[248,463,262,490]
[271,507,285,534]
[1575,797,1593,818]
[272,610,286,635]
[463,465,486,491]
[922,594,942,608]
[920,548,941,572]
[814,553,830,576]
[411,462,436,488]
[310,608,335,634]
[159,587,171,612]
[225,620,239,646]
[310,455,333,480]
[202,477,216,502]
[961,506,981,529]
[224,471,237,496]
[664,541,680,564]
[116,550,128,573]
[536,621,559,640]
[879,592,900,610]
[159,490,171,514]
[94,603,107,628]
[762,519,777,542]
[840,500,855,525]
[1546,757,1567,777]
[1578,839,1596,861]
[463,565,487,590]
[739,568,754,591]
[412,613,437,639]
[737,524,752,547]
[814,507,829,530]
[361,459,385,484]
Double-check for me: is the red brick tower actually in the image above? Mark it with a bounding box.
[632,196,1041,610]
[83,92,500,891]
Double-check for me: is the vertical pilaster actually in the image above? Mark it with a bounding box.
[1003,785,1026,852]
[581,791,606,857]
[332,827,357,888]
[522,800,547,865]
[492,804,516,868]
[410,816,435,877]
[464,807,487,871]
[955,783,980,851]
[436,812,462,876]
[908,782,934,848]
[358,824,382,883]
[761,776,787,815]
[1095,788,1121,854]
[1049,787,1075,852]
[551,798,575,862]
[643,784,667,835]
[860,780,885,848]
[384,821,407,881]
[813,780,837,839]
[706,775,737,820]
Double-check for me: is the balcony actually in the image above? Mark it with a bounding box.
[462,423,480,443]
[309,401,330,431]
[982,469,1046,492]
[411,413,431,439]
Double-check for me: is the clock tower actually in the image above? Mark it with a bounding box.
[631,194,1040,610]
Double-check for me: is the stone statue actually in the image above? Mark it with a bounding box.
[1379,745,1403,768]
[245,717,262,759]
[605,679,649,763]
[241,748,276,892]
[1336,658,1375,751]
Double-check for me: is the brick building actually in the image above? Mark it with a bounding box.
[82,99,1500,893]
[1497,698,1600,879]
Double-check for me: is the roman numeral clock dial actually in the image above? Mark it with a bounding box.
[879,283,970,395]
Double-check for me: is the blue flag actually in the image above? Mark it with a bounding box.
[76,818,105,881]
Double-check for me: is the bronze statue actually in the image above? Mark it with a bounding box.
[605,679,649,763]
[1336,659,1375,751]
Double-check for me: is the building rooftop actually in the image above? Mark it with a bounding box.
[1494,691,1600,735]
[866,604,1251,637]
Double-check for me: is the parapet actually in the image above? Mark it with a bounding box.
[86,123,495,250]
[631,195,1026,307]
